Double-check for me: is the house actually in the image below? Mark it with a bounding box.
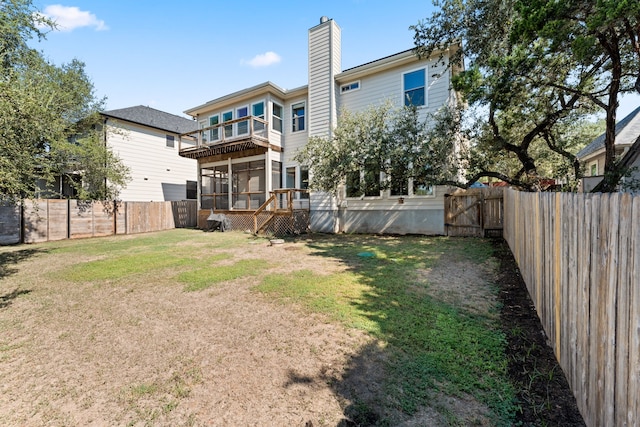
[37,105,199,201]
[178,17,460,234]
[577,105,640,192]
[100,106,199,201]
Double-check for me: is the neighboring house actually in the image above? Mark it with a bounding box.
[102,106,198,201]
[36,105,199,201]
[577,105,640,192]
[178,17,460,234]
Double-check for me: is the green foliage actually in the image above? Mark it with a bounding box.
[0,0,130,203]
[294,103,461,194]
[412,0,638,191]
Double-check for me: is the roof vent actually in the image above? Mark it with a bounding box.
[320,16,329,24]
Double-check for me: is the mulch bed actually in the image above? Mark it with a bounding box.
[492,239,586,426]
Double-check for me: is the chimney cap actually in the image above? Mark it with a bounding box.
[320,16,329,24]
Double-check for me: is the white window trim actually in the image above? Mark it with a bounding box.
[589,161,599,176]
[209,114,220,142]
[340,80,361,94]
[198,119,208,144]
[252,100,266,132]
[272,102,283,134]
[402,66,428,108]
[236,105,249,136]
[345,169,384,200]
[222,110,233,138]
[165,134,175,149]
[409,178,436,198]
[291,101,306,133]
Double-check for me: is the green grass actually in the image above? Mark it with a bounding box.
[179,258,269,291]
[3,229,517,425]
[255,235,517,425]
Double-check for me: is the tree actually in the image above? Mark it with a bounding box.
[294,103,460,196]
[0,0,129,203]
[511,0,640,191]
[411,0,613,191]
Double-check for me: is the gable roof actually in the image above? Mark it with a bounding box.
[102,105,198,134]
[576,105,640,159]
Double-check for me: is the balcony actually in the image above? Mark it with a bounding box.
[178,116,281,159]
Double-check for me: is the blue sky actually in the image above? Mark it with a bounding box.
[31,0,640,120]
[30,0,438,118]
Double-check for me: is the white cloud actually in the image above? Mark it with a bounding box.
[242,51,282,68]
[39,5,108,32]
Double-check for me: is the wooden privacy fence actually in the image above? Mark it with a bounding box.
[444,187,504,237]
[0,199,197,245]
[504,188,640,427]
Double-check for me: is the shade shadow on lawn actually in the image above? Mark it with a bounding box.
[0,248,45,309]
[263,235,517,426]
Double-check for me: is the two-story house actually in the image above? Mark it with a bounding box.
[179,17,459,234]
[102,106,199,201]
[37,105,199,202]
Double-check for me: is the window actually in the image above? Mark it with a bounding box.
[166,135,175,148]
[222,111,233,138]
[272,103,283,133]
[199,120,208,143]
[286,166,296,188]
[292,102,305,132]
[186,180,197,199]
[300,166,309,199]
[253,102,265,132]
[403,68,426,107]
[390,175,408,196]
[272,161,282,189]
[590,162,598,176]
[340,81,360,93]
[209,115,219,141]
[346,162,381,198]
[237,106,249,135]
[413,179,434,196]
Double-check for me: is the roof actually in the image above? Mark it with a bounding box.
[185,47,450,117]
[102,105,198,134]
[184,81,307,118]
[576,105,640,159]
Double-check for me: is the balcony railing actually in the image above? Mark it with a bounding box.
[178,116,269,154]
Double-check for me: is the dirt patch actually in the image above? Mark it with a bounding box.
[492,239,585,426]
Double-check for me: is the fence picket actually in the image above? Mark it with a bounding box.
[503,189,640,427]
[0,199,197,244]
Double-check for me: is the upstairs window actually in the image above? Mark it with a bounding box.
[166,135,175,148]
[209,114,219,141]
[340,81,360,93]
[252,101,265,131]
[403,68,426,107]
[237,106,249,135]
[199,120,208,143]
[272,103,283,133]
[222,111,233,138]
[292,102,305,132]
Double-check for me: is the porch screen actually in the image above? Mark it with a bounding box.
[232,160,265,209]
[201,165,229,210]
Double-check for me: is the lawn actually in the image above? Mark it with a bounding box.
[0,229,517,426]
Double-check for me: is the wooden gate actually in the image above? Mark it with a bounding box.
[444,188,504,237]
